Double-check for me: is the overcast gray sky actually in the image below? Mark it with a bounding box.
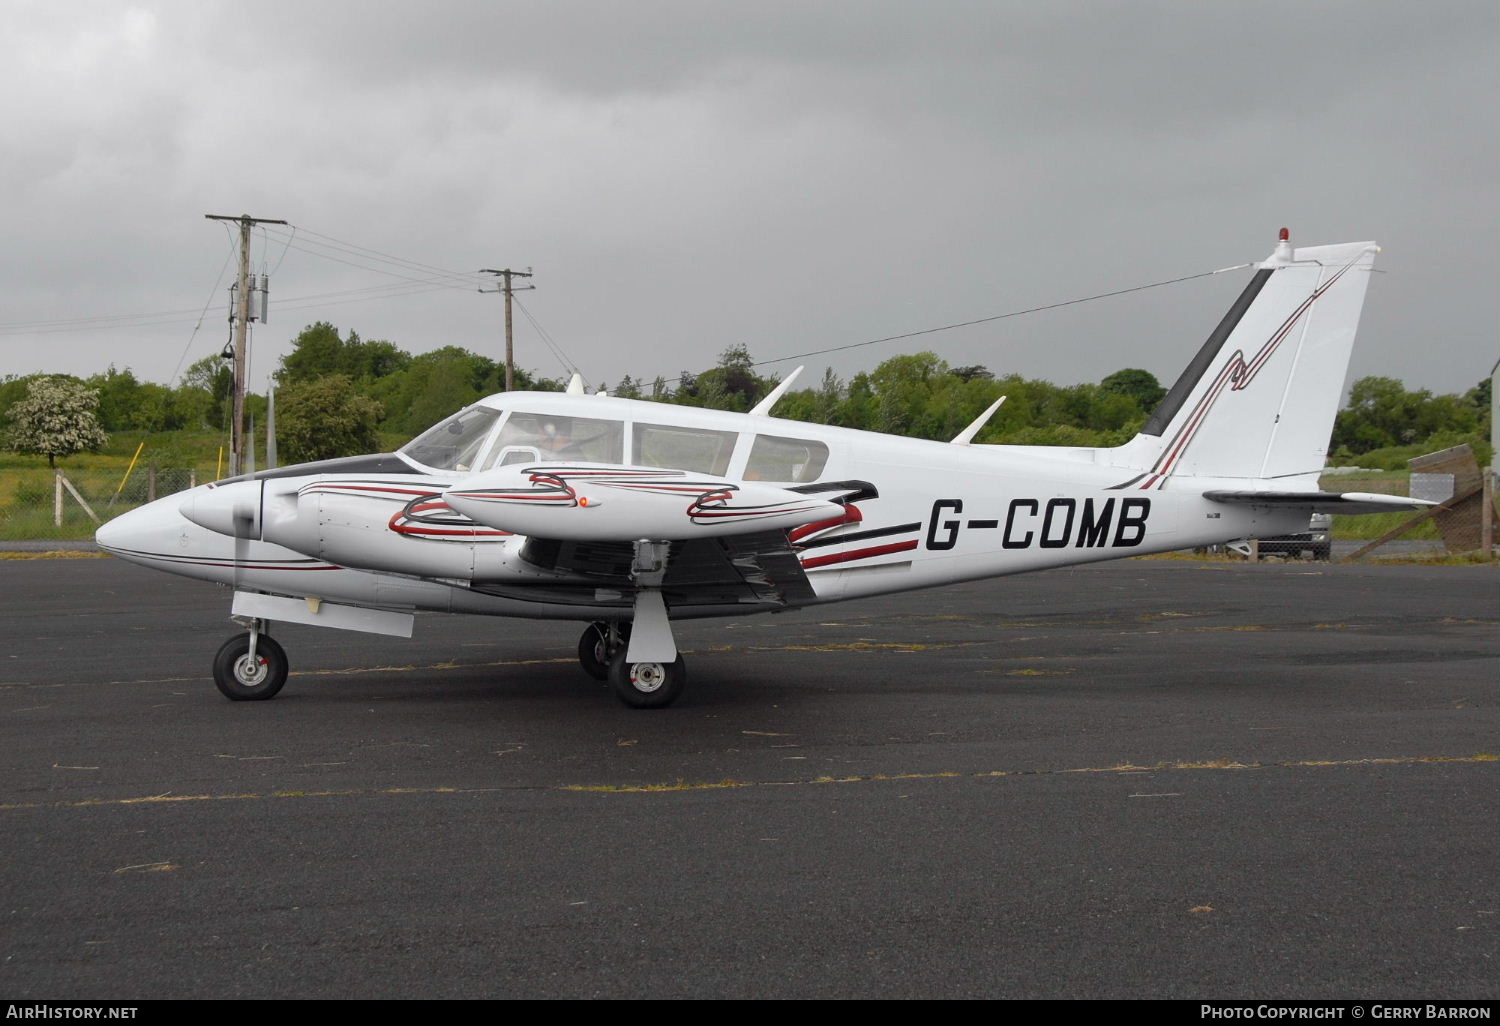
[2,1,1495,400]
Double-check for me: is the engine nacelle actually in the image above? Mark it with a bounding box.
[181,474,502,580]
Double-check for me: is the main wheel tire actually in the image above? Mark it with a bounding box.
[607,649,686,709]
[1312,542,1332,562]
[578,622,629,681]
[212,634,289,701]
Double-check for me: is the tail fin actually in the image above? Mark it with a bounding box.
[1107,232,1379,487]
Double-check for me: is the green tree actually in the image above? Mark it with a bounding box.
[679,345,770,412]
[182,355,234,429]
[85,366,205,432]
[348,339,411,381]
[276,375,384,464]
[1330,376,1480,454]
[1099,368,1166,414]
[278,322,346,383]
[1465,377,1491,414]
[5,377,109,468]
[370,347,495,436]
[870,352,948,436]
[278,322,412,386]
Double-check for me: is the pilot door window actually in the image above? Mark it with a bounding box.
[744,434,829,482]
[487,414,624,466]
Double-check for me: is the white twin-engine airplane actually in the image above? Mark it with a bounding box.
[98,231,1431,708]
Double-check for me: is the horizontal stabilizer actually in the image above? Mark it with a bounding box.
[1203,490,1437,515]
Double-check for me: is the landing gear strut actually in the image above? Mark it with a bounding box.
[579,620,685,707]
[578,621,629,681]
[212,620,288,701]
[579,540,690,708]
[602,540,688,708]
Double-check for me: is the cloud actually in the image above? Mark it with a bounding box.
[1,1,1494,398]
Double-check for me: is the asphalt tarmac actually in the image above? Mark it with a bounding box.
[1,556,1495,999]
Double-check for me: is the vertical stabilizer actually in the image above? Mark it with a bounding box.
[1107,232,1379,486]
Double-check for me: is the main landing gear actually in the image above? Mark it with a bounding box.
[572,540,687,709]
[212,620,288,701]
[577,620,687,710]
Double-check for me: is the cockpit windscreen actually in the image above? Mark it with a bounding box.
[400,406,501,471]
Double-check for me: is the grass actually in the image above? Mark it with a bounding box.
[1,430,240,539]
[0,549,109,559]
[1333,511,1440,540]
[1317,471,1442,540]
[1363,550,1496,566]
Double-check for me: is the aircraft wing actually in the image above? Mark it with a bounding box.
[1202,490,1438,515]
[439,462,841,611]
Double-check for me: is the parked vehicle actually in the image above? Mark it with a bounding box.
[1258,513,1333,560]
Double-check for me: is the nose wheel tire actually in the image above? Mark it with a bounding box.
[578,621,630,682]
[213,634,289,701]
[607,650,686,709]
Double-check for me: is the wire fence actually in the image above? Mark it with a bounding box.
[0,466,203,541]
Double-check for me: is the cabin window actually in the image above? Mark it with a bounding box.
[400,406,502,472]
[486,413,623,467]
[634,423,737,475]
[744,434,829,483]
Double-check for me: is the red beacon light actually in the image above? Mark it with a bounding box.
[1271,227,1294,263]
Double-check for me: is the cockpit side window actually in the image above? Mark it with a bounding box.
[485,413,624,468]
[744,434,829,482]
[400,406,502,472]
[634,423,737,475]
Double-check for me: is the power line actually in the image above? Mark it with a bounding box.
[266,223,296,276]
[167,222,240,386]
[513,295,580,378]
[0,274,462,336]
[261,225,486,289]
[273,281,458,313]
[749,266,1253,369]
[283,225,486,283]
[0,221,494,339]
[266,237,481,290]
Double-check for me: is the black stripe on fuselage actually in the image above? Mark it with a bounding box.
[787,479,880,502]
[796,522,922,550]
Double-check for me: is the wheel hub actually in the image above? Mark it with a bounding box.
[630,662,666,693]
[235,655,269,686]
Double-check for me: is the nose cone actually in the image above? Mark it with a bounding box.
[95,494,191,563]
[178,480,262,539]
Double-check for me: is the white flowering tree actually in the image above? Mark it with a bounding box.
[5,377,109,468]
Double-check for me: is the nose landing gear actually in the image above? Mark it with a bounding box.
[212,622,288,701]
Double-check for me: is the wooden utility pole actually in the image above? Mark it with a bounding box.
[1484,355,1498,557]
[479,268,534,391]
[206,213,286,476]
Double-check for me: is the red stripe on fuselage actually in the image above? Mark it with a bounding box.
[799,539,917,569]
